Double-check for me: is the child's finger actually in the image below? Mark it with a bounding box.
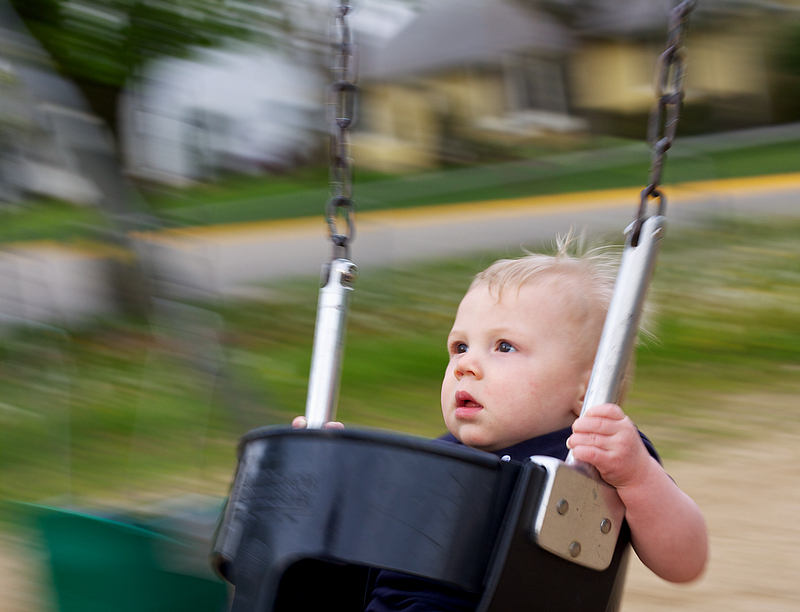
[566,439,613,470]
[292,416,344,430]
[580,403,626,420]
[567,431,614,451]
[571,415,624,436]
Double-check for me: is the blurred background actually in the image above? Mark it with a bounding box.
[0,0,799,610]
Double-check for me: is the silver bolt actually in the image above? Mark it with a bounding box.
[600,518,612,534]
[342,265,358,284]
[556,499,569,515]
[569,541,581,557]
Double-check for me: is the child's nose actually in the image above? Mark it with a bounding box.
[454,353,481,379]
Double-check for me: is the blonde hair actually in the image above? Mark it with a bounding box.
[470,233,617,315]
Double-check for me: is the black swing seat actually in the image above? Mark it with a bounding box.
[211,428,631,612]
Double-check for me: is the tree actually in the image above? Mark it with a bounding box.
[9,0,272,133]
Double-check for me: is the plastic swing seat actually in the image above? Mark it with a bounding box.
[16,503,228,612]
[211,427,631,612]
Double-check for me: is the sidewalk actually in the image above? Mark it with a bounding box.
[2,172,800,326]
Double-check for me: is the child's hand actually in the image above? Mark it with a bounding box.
[570,403,708,583]
[291,416,345,430]
[567,403,652,490]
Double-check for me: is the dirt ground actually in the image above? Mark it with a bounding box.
[3,423,800,611]
[624,424,800,611]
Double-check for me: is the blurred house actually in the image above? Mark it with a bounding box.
[356,0,582,172]
[120,0,417,186]
[119,0,797,180]
[353,0,780,172]
[0,2,103,206]
[544,0,774,132]
[121,45,325,186]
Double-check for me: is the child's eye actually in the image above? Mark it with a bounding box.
[451,342,468,355]
[497,341,516,353]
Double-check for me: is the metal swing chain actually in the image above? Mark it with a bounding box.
[326,0,359,260]
[634,0,697,243]
[303,0,360,429]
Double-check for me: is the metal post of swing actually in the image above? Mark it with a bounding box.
[566,0,696,472]
[305,258,357,429]
[305,0,359,430]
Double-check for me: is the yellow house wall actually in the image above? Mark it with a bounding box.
[423,69,506,125]
[352,83,440,172]
[353,69,507,172]
[570,41,657,113]
[570,31,769,113]
[687,31,769,99]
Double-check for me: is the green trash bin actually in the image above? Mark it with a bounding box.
[21,503,228,612]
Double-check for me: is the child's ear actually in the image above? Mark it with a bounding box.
[572,367,592,417]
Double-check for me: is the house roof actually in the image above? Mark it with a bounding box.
[573,0,668,37]
[538,0,756,39]
[360,0,575,79]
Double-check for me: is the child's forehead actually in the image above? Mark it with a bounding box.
[472,270,583,302]
[458,272,597,331]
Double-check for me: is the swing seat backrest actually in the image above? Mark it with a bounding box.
[212,428,630,612]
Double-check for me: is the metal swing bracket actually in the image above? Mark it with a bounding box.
[529,456,625,571]
[529,214,666,571]
[304,258,358,429]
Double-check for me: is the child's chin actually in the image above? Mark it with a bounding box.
[456,429,497,452]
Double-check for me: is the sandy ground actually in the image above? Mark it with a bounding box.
[624,425,800,611]
[3,425,800,611]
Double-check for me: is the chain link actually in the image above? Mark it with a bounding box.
[325,1,359,260]
[634,0,697,242]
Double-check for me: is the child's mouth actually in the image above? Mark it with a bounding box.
[455,391,483,416]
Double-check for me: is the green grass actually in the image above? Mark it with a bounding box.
[0,200,108,244]
[149,137,800,227]
[9,133,800,241]
[0,216,798,504]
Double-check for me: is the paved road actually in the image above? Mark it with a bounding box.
[2,173,799,325]
[137,173,800,293]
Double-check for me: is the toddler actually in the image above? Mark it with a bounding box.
[295,239,708,609]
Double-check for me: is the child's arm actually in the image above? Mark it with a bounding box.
[567,403,708,583]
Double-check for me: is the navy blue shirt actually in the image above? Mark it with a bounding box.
[365,427,659,612]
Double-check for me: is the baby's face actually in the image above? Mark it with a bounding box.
[441,279,593,452]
